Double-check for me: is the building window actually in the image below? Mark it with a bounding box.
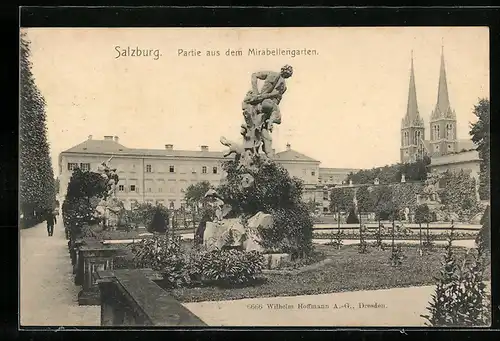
[130,185,136,192]
[118,185,124,192]
[146,164,152,173]
[147,187,152,192]
[169,201,175,209]
[213,166,218,174]
[311,171,316,176]
[67,163,79,170]
[158,187,163,193]
[80,163,90,171]
[169,166,175,173]
[202,166,207,174]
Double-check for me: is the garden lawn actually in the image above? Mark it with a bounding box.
[164,244,491,303]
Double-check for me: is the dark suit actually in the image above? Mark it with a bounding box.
[46,211,57,236]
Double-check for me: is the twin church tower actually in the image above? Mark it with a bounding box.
[400,47,458,163]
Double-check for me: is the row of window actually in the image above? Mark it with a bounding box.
[117,184,189,194]
[68,162,219,174]
[68,163,90,171]
[402,130,422,146]
[145,164,218,174]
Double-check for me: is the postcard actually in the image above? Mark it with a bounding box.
[20,26,491,328]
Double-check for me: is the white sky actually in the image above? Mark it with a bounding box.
[23,27,489,174]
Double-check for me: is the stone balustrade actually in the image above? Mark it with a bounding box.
[96,269,207,326]
[74,238,121,306]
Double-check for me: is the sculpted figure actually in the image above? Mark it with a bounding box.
[220,136,245,158]
[249,64,292,131]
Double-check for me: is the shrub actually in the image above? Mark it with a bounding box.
[327,229,344,250]
[217,157,313,258]
[131,235,265,288]
[149,205,169,233]
[62,168,108,239]
[390,245,405,266]
[346,208,359,224]
[421,227,490,326]
[195,249,265,286]
[358,229,368,254]
[259,203,314,258]
[476,205,490,253]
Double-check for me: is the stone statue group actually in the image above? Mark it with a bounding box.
[95,156,122,229]
[220,65,293,184]
[201,65,294,253]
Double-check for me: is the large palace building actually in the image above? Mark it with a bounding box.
[58,137,356,211]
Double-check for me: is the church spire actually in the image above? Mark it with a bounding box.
[435,44,451,115]
[402,50,423,127]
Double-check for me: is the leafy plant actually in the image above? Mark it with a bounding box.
[62,168,109,239]
[217,157,313,258]
[131,235,265,288]
[421,225,491,326]
[475,205,490,253]
[439,170,483,222]
[196,249,265,286]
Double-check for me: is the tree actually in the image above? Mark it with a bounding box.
[20,31,56,228]
[184,180,212,210]
[469,98,490,200]
[329,187,355,214]
[62,168,108,238]
[398,156,431,182]
[439,170,482,222]
[217,158,313,259]
[475,205,490,253]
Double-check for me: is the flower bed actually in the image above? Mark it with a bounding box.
[313,231,478,241]
[164,244,490,303]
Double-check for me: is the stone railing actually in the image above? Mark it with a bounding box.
[73,238,121,305]
[96,269,207,326]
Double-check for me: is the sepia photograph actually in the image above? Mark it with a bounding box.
[19,26,491,327]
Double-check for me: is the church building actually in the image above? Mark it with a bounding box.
[400,47,477,165]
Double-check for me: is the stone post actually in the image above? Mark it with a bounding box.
[77,240,120,305]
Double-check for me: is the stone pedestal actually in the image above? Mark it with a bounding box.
[77,240,120,306]
[262,253,291,269]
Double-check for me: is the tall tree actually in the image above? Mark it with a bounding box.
[184,180,213,210]
[20,31,55,227]
[469,98,490,200]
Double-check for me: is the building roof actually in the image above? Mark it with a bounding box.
[274,148,320,163]
[430,149,480,166]
[431,47,456,121]
[61,138,226,159]
[401,51,424,129]
[62,138,129,154]
[457,139,477,152]
[319,167,360,174]
[62,138,323,163]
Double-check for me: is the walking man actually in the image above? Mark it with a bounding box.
[46,209,57,237]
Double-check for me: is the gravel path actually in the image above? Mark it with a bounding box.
[20,220,100,326]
